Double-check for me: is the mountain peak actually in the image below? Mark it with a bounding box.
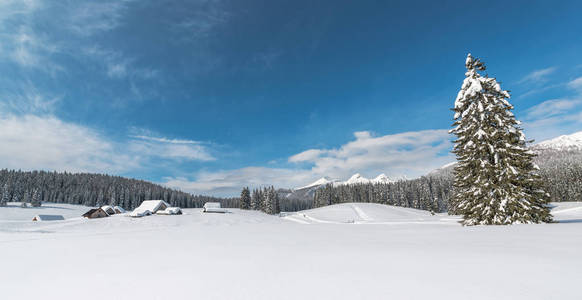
[345,173,370,184]
[372,173,394,184]
[535,131,582,151]
[296,176,337,190]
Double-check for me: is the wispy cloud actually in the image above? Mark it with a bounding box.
[129,134,215,162]
[0,80,62,114]
[67,1,134,37]
[130,135,205,145]
[170,1,230,40]
[522,76,582,141]
[525,98,582,119]
[0,1,64,74]
[517,67,556,85]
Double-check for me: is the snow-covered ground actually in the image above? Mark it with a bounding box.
[1,202,581,300]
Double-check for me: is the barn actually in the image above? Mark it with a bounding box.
[32,215,65,221]
[83,208,109,219]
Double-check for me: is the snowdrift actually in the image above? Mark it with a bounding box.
[283,202,452,224]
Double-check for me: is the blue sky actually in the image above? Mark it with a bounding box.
[1,0,582,196]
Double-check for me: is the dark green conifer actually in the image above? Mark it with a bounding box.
[450,54,552,225]
[240,187,251,209]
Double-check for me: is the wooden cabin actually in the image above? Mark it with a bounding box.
[82,208,109,219]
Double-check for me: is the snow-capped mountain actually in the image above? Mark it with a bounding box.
[296,176,340,190]
[533,131,582,151]
[344,173,370,185]
[295,173,401,190]
[281,173,406,202]
[371,173,394,184]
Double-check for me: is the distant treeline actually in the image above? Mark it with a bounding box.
[314,174,452,212]
[1,148,580,213]
[535,149,582,202]
[313,149,582,212]
[0,169,237,209]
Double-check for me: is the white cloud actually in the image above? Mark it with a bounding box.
[568,77,582,90]
[0,114,216,175]
[165,129,455,196]
[0,114,137,173]
[518,67,556,85]
[524,98,582,119]
[288,149,325,163]
[129,135,215,162]
[290,129,453,179]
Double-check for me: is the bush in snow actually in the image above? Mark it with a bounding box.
[450,54,552,225]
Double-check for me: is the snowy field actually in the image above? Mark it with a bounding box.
[1,202,581,300]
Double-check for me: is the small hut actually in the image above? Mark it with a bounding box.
[83,208,109,219]
[203,202,226,213]
[32,215,65,221]
[130,200,170,218]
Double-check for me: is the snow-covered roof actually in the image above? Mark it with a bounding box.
[101,205,116,214]
[134,200,170,213]
[203,202,221,209]
[156,207,182,215]
[33,215,65,221]
[203,202,226,213]
[129,210,151,217]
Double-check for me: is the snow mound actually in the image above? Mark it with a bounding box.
[283,203,452,224]
[534,131,582,151]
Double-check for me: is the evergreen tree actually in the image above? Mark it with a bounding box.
[272,187,280,214]
[0,183,9,206]
[263,187,273,214]
[450,53,552,225]
[240,187,251,209]
[21,190,30,207]
[30,188,42,207]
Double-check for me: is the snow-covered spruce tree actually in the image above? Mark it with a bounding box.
[240,187,251,209]
[450,54,552,225]
[30,188,42,207]
[0,183,9,206]
[263,187,273,214]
